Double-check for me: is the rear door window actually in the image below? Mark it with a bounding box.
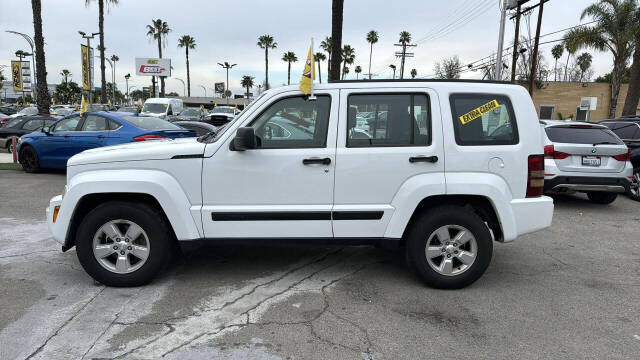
[545,126,623,145]
[21,120,44,131]
[449,94,518,145]
[81,115,109,131]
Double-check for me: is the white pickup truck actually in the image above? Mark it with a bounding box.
[47,80,554,289]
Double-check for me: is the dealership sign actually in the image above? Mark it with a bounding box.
[135,58,171,77]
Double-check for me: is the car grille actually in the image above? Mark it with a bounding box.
[209,115,231,126]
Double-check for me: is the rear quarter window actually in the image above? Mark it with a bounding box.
[545,126,623,145]
[449,94,518,146]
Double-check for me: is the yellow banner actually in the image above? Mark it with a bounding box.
[81,44,90,90]
[299,42,315,95]
[11,61,23,92]
[459,100,499,125]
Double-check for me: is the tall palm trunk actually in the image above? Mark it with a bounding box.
[287,61,291,85]
[98,0,107,103]
[265,48,269,89]
[554,59,558,81]
[564,54,571,81]
[330,0,343,81]
[622,25,640,116]
[610,58,627,118]
[317,60,322,83]
[400,44,406,79]
[246,85,250,99]
[327,53,331,80]
[368,43,373,80]
[31,0,49,114]
[157,37,165,97]
[185,47,191,97]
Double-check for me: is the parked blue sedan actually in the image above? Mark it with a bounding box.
[17,111,196,172]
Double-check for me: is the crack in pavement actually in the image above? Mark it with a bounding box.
[25,286,106,359]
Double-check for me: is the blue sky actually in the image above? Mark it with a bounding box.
[0,0,616,97]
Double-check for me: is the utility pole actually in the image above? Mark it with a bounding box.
[495,0,509,80]
[394,43,416,79]
[529,0,545,95]
[511,2,523,82]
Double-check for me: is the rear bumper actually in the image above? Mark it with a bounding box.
[544,176,631,193]
[509,196,554,239]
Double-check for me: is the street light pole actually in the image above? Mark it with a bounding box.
[124,73,130,105]
[175,78,186,96]
[200,85,206,97]
[79,31,100,104]
[495,0,508,80]
[218,62,237,105]
[6,30,36,101]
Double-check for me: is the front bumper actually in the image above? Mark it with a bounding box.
[46,195,65,246]
[544,176,631,193]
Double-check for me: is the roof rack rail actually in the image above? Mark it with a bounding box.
[328,78,515,85]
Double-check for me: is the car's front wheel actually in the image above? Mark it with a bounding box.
[586,191,618,205]
[19,145,40,173]
[628,169,640,202]
[405,205,493,289]
[75,201,173,287]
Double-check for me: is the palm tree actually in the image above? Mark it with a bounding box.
[576,52,593,81]
[146,19,171,97]
[389,64,397,79]
[314,52,326,83]
[343,67,350,78]
[354,65,362,79]
[341,45,355,80]
[330,0,344,81]
[257,35,277,90]
[31,0,50,114]
[60,69,71,84]
[241,75,254,99]
[398,31,412,79]
[85,0,118,103]
[623,10,640,116]
[282,51,298,85]
[178,35,196,97]
[366,30,379,80]
[320,37,332,78]
[562,40,578,81]
[410,68,417,79]
[564,0,638,117]
[551,44,564,81]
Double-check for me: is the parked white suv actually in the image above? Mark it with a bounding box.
[541,121,633,204]
[46,81,554,289]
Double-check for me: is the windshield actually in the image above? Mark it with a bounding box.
[180,108,201,116]
[4,118,23,128]
[121,116,181,130]
[202,93,267,143]
[142,103,168,114]
[214,107,235,114]
[18,107,38,115]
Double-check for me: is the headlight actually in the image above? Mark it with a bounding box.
[17,137,22,144]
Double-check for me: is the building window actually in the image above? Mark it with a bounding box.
[539,105,555,120]
[576,107,591,122]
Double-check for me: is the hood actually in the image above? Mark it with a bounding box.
[68,137,206,166]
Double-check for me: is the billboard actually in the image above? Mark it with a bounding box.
[135,58,171,77]
[214,82,225,93]
[11,61,23,92]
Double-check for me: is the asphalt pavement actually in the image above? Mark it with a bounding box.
[0,169,639,359]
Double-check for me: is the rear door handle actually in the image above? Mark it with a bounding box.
[303,157,331,165]
[409,156,438,163]
[97,135,105,139]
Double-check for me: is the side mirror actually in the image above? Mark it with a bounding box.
[42,126,51,135]
[229,127,256,151]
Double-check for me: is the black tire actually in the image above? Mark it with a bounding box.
[586,192,618,205]
[75,201,173,287]
[628,169,640,202]
[19,145,41,173]
[6,142,12,154]
[405,205,493,289]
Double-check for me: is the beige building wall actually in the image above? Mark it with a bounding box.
[522,82,633,122]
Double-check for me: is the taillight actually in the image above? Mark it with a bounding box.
[612,149,631,162]
[527,154,545,198]
[134,134,166,142]
[543,145,569,159]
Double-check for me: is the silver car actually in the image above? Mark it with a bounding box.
[541,121,633,204]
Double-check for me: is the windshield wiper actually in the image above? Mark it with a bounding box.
[198,131,217,142]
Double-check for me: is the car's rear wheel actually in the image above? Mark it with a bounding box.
[586,191,618,205]
[75,201,172,287]
[628,169,640,202]
[405,205,493,289]
[6,142,13,154]
[19,146,40,173]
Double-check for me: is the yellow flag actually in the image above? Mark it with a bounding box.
[108,99,112,107]
[80,95,88,115]
[299,41,315,95]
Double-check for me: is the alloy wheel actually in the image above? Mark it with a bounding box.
[92,219,150,274]
[425,225,477,276]
[630,170,640,199]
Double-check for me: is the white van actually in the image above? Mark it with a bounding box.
[140,98,184,118]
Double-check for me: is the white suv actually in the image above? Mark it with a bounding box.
[46,81,554,289]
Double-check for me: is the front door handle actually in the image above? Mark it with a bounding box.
[409,156,438,163]
[97,135,105,139]
[303,157,331,165]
